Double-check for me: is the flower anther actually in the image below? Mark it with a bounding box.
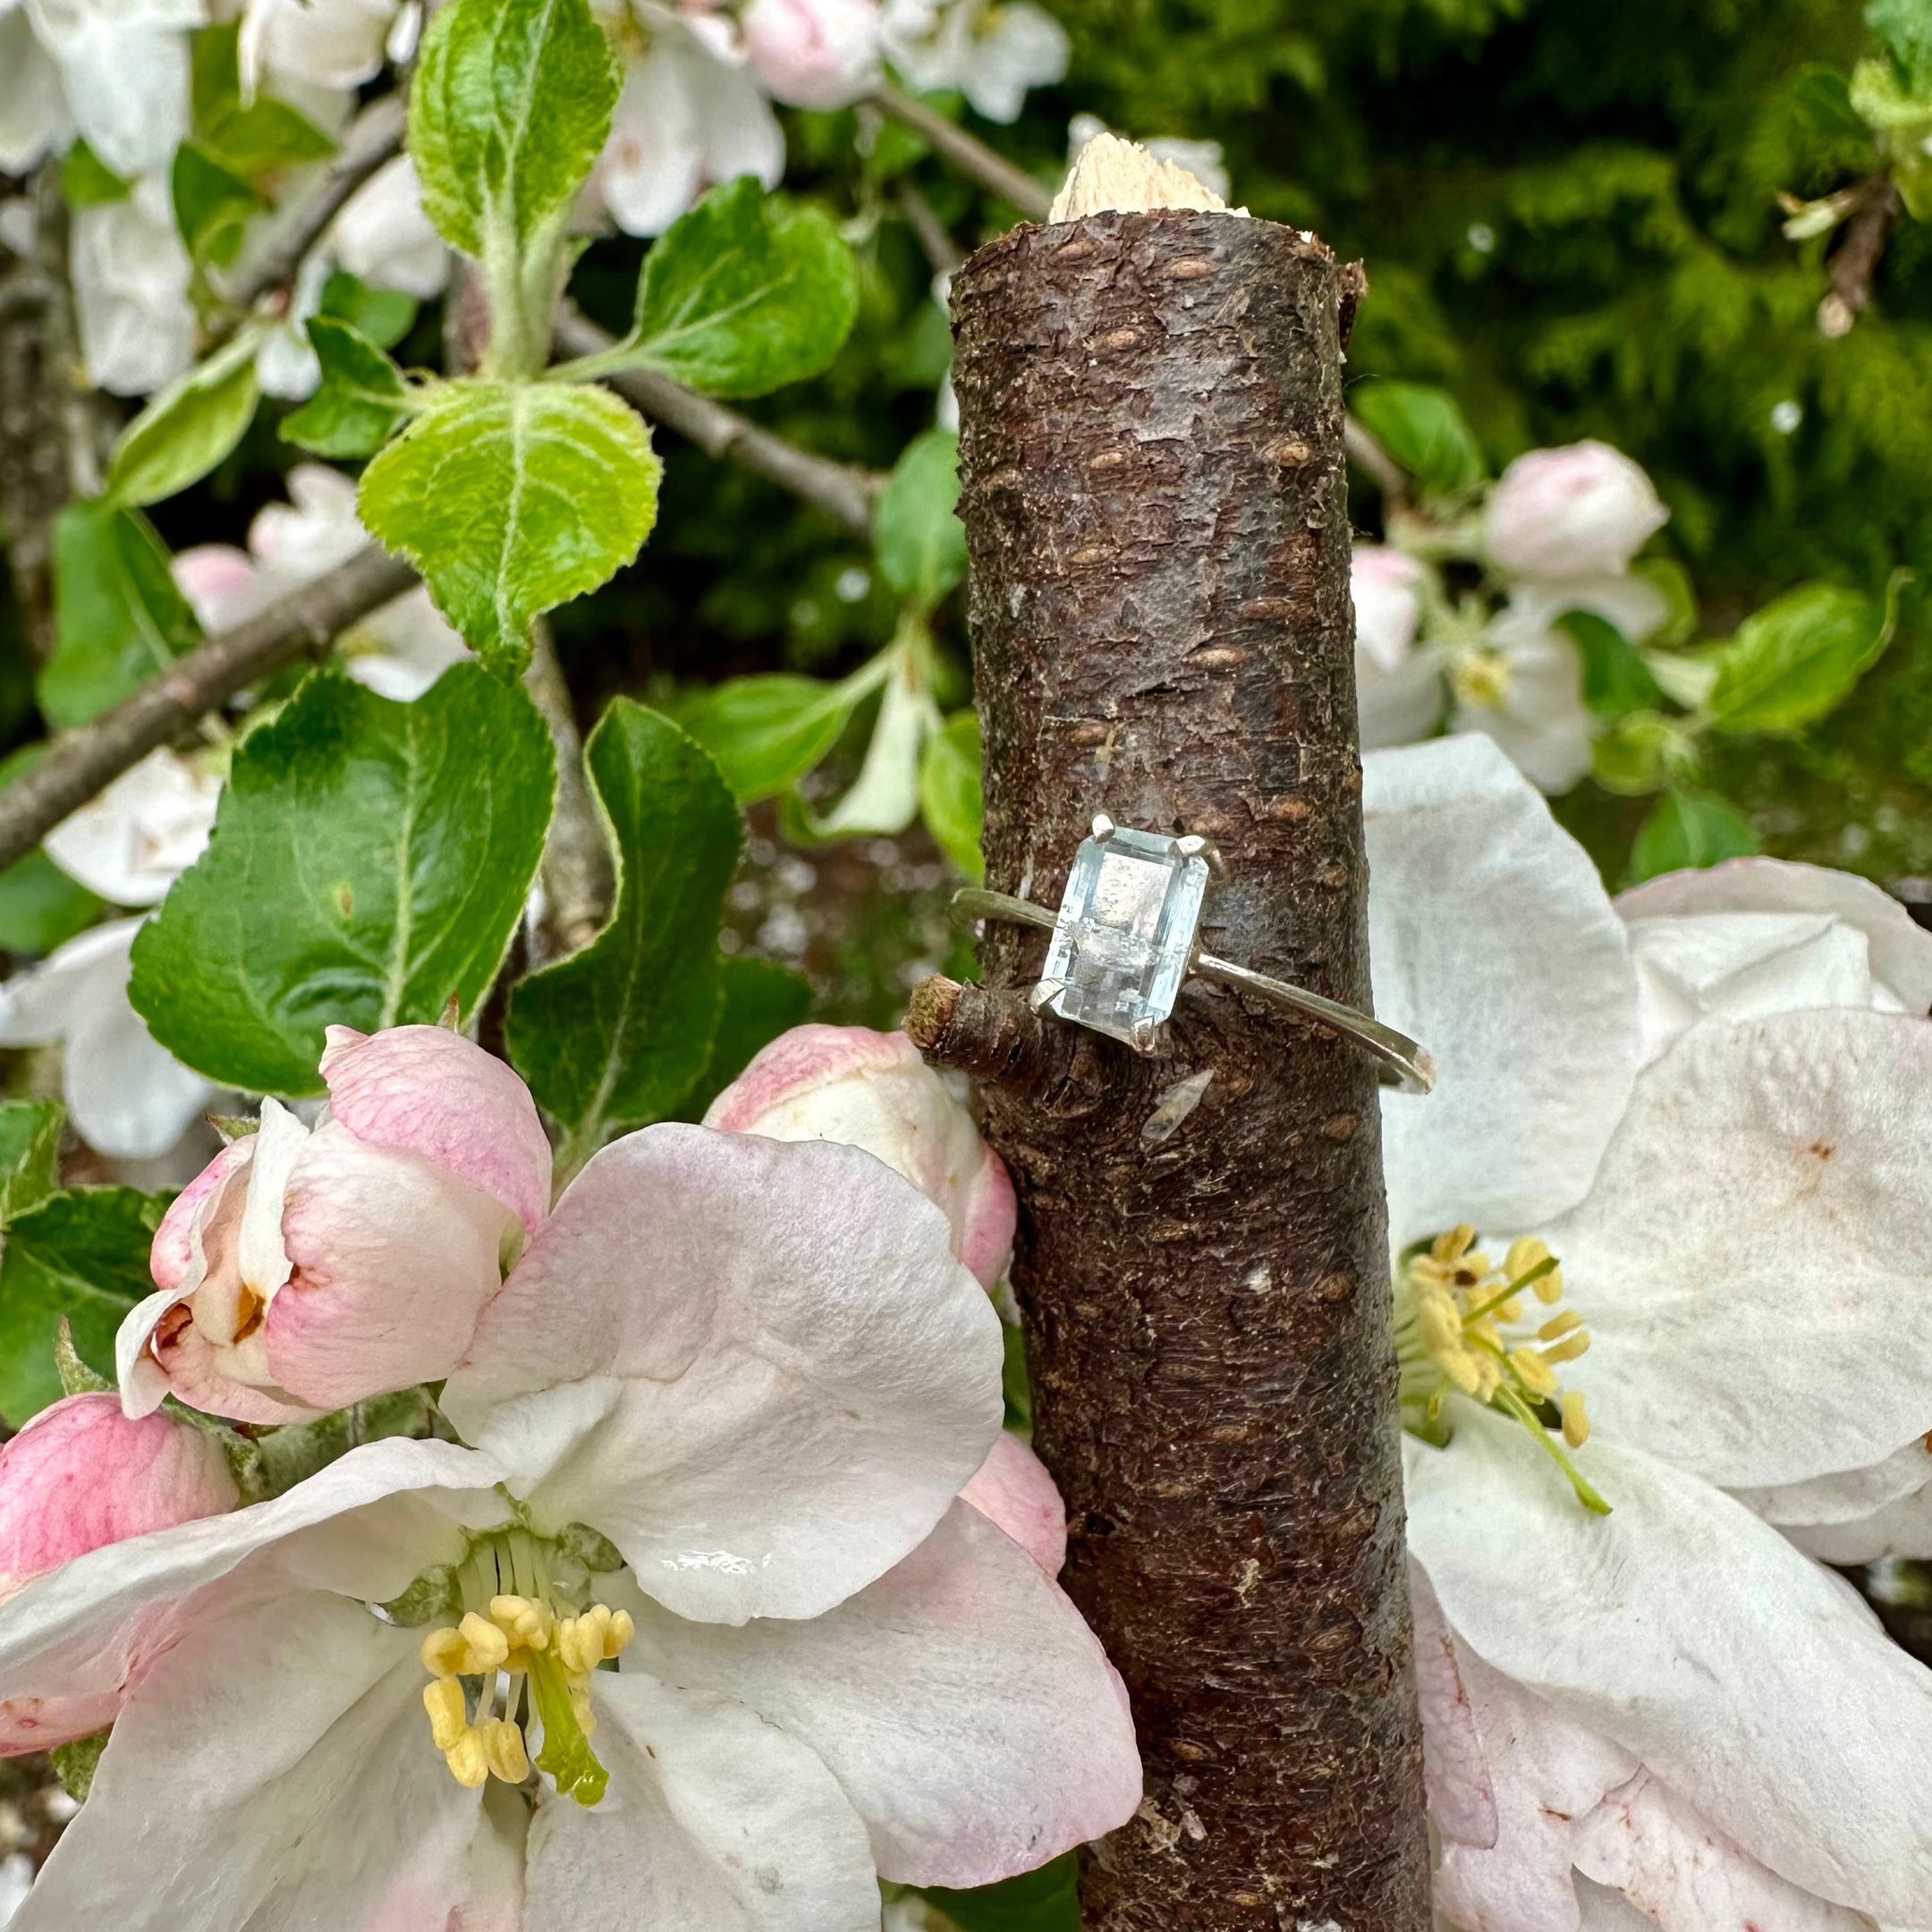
[414,1525,634,1806]
[1395,1225,1607,1513]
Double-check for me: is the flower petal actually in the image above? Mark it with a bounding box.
[16,1590,482,1932]
[150,1139,253,1296]
[1548,1011,1932,1487]
[1784,1478,1932,1565]
[44,749,218,908]
[319,1023,553,1240]
[0,1437,499,1754]
[961,1430,1066,1574]
[445,1125,1004,1623]
[266,1120,517,1411]
[704,1025,1017,1288]
[1616,856,1932,1020]
[0,1394,237,1595]
[525,1672,882,1931]
[1363,737,1640,1244]
[636,1499,1140,1888]
[1410,1563,1496,1850]
[1407,1409,1932,1921]
[1571,1769,1873,1932]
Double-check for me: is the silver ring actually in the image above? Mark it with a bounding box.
[953,817,1436,1096]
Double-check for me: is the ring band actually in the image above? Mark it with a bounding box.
[952,818,1436,1096]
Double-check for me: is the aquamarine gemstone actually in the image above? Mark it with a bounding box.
[1043,827,1209,1046]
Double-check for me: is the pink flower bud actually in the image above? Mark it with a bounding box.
[741,0,882,108]
[0,1395,238,1597]
[704,1024,1016,1288]
[124,1026,555,1425]
[0,1393,239,1753]
[1485,441,1668,581]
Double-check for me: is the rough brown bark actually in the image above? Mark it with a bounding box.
[934,209,1429,1930]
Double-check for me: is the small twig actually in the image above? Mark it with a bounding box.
[896,180,965,276]
[0,547,414,876]
[1818,174,1903,338]
[870,80,1054,222]
[1344,412,1408,506]
[523,618,613,959]
[553,306,882,535]
[216,95,409,326]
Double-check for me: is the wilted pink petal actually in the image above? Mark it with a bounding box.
[1410,1563,1497,1849]
[961,1430,1066,1574]
[705,1025,1016,1287]
[267,1122,518,1411]
[320,1024,553,1240]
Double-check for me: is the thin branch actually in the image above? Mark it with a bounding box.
[554,305,881,535]
[1344,412,1408,506]
[896,179,965,277]
[217,95,409,325]
[0,547,415,877]
[870,81,1054,222]
[1818,173,1902,338]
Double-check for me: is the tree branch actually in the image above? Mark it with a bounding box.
[871,81,1055,222]
[0,547,414,877]
[554,307,881,535]
[217,95,409,325]
[946,194,1429,1928]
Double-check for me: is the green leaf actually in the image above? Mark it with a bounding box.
[1628,790,1759,885]
[0,1100,64,1225]
[1351,382,1487,496]
[782,651,934,844]
[1704,579,1902,734]
[506,702,742,1162]
[680,673,860,802]
[0,1188,169,1424]
[919,1856,1082,1932]
[63,140,129,208]
[876,430,967,610]
[1870,0,1932,91]
[1792,64,1869,140]
[105,329,265,509]
[359,380,661,677]
[202,99,337,182]
[919,708,984,881]
[1591,710,1690,797]
[410,0,621,260]
[628,176,859,398]
[173,141,258,267]
[42,502,204,729]
[319,269,418,351]
[282,317,413,459]
[677,955,812,1121]
[1559,609,1665,721]
[0,851,104,956]
[130,665,555,1097]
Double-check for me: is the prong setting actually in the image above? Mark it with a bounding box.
[1090,813,1115,843]
[1030,978,1068,1013]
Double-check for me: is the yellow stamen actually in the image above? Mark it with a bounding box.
[1509,1346,1558,1397]
[423,1676,468,1752]
[445,1727,489,1789]
[420,1627,467,1679]
[483,1717,530,1784]
[1541,1331,1590,1365]
[1561,1389,1590,1448]
[488,1594,551,1652]
[606,1609,635,1657]
[1538,1309,1584,1343]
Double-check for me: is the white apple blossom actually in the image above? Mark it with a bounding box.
[741,0,881,108]
[882,0,1069,124]
[174,462,469,698]
[1485,441,1670,582]
[0,0,204,182]
[43,750,219,910]
[0,919,219,1160]
[0,1089,1140,1926]
[1351,543,1445,750]
[237,0,408,97]
[70,176,194,398]
[1364,733,1932,1928]
[589,3,784,237]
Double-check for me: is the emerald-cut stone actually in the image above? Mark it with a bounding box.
[1043,826,1209,1046]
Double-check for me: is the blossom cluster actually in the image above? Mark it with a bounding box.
[1352,439,1671,792]
[3,0,1071,399]
[0,1018,1139,1925]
